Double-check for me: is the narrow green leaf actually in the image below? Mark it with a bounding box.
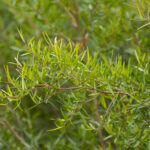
[47,126,63,132]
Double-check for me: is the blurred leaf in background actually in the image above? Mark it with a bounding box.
[1,0,150,68]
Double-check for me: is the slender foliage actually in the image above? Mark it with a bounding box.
[0,36,149,149]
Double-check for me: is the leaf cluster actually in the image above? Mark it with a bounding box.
[0,36,149,149]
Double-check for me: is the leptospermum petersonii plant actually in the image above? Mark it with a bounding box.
[0,33,149,149]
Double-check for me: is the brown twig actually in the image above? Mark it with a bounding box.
[94,99,105,149]
[55,0,79,28]
[80,33,89,48]
[2,118,29,148]
[2,84,129,99]
[72,0,81,31]
[29,84,129,95]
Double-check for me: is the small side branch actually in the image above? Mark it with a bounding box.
[2,118,29,148]
[2,84,129,99]
[94,99,105,150]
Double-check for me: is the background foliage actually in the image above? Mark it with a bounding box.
[0,0,150,149]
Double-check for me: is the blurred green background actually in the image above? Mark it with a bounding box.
[1,0,150,67]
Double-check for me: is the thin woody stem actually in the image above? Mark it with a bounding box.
[2,84,129,99]
[94,99,105,150]
[1,117,29,148]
